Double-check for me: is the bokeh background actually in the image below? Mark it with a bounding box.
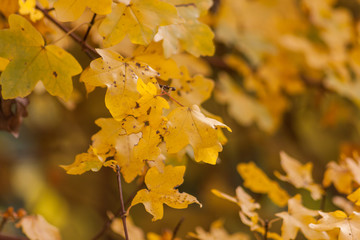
[2,0,360,239]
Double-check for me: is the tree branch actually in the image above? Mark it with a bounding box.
[83,14,97,42]
[115,165,129,240]
[35,5,99,59]
[171,217,184,240]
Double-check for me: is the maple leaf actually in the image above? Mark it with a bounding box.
[189,219,250,240]
[54,0,112,22]
[130,165,201,221]
[98,0,179,47]
[133,79,169,127]
[323,160,353,194]
[60,147,103,175]
[17,214,61,240]
[215,72,275,133]
[348,188,360,206]
[275,194,329,240]
[91,118,143,183]
[310,211,360,240]
[169,66,214,107]
[275,151,324,200]
[80,49,159,120]
[165,105,231,165]
[19,0,43,22]
[237,162,290,207]
[0,14,82,100]
[133,42,182,80]
[154,3,214,58]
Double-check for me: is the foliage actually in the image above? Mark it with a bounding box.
[1,0,360,240]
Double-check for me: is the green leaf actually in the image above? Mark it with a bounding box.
[0,14,82,100]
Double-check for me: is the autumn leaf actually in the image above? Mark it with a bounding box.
[275,194,328,240]
[310,211,360,240]
[0,14,82,100]
[80,49,159,120]
[189,219,250,240]
[133,42,182,81]
[17,214,61,240]
[237,162,290,207]
[169,66,214,107]
[54,0,112,22]
[165,105,231,164]
[275,151,324,200]
[323,160,353,194]
[19,0,43,22]
[99,0,179,47]
[130,165,201,221]
[154,5,215,58]
[60,147,103,175]
[347,188,360,206]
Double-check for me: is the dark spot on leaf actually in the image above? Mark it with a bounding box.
[144,121,149,126]
[136,62,141,67]
[53,71,58,78]
[177,90,181,96]
[156,130,160,134]
[135,102,140,108]
[21,27,24,31]
[147,107,151,115]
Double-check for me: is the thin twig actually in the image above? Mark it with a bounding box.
[83,14,97,42]
[171,217,184,240]
[35,5,99,59]
[116,165,129,240]
[263,219,269,240]
[51,22,90,45]
[91,181,145,240]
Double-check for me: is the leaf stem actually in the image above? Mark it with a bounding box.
[35,5,99,59]
[171,217,184,240]
[263,219,268,240]
[116,165,129,240]
[83,14,97,42]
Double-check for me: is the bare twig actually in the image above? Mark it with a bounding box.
[35,5,99,59]
[91,181,145,240]
[171,217,184,240]
[116,165,129,240]
[83,14,97,42]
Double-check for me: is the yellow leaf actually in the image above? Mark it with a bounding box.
[17,214,61,240]
[169,66,214,107]
[189,219,250,240]
[0,57,9,71]
[130,165,201,221]
[54,0,112,21]
[91,118,143,182]
[99,0,179,47]
[134,79,169,127]
[237,162,289,207]
[60,148,103,175]
[310,211,360,240]
[165,105,231,164]
[323,160,353,194]
[275,151,324,200]
[348,188,360,206]
[276,194,328,240]
[0,14,82,100]
[18,0,43,22]
[215,72,275,133]
[80,49,159,120]
[133,42,182,80]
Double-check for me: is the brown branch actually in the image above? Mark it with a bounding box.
[171,217,184,240]
[82,14,97,42]
[0,234,28,240]
[116,165,129,240]
[35,5,99,59]
[91,180,145,240]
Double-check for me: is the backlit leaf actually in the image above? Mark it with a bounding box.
[165,105,231,164]
[0,14,82,100]
[130,165,201,221]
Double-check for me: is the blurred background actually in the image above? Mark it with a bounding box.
[2,0,360,239]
